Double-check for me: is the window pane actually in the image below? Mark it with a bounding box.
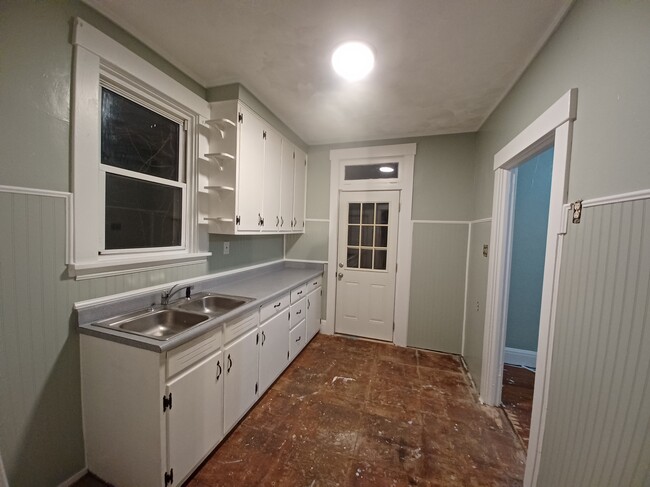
[360,249,373,269]
[347,248,359,268]
[375,226,388,247]
[348,203,361,224]
[347,225,360,246]
[105,173,182,250]
[361,226,374,246]
[344,163,399,180]
[374,250,387,270]
[376,203,389,224]
[362,203,375,224]
[101,88,180,181]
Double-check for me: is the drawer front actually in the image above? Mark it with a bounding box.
[260,293,290,322]
[291,299,306,328]
[289,320,307,361]
[290,284,307,303]
[224,311,260,344]
[307,275,322,292]
[167,328,222,378]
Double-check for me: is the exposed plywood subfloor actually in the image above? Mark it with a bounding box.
[77,334,526,486]
[502,364,535,450]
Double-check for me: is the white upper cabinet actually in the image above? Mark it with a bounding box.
[262,126,282,231]
[292,147,307,231]
[202,100,305,235]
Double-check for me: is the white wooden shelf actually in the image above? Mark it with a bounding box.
[206,185,234,192]
[205,217,234,223]
[205,152,235,161]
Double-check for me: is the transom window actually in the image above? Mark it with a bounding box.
[346,202,389,270]
[344,162,399,181]
[100,87,186,252]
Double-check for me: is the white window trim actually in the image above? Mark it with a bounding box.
[70,18,211,278]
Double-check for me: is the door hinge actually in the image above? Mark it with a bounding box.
[571,199,583,224]
[164,469,174,486]
[162,393,172,412]
[182,119,188,131]
[263,130,267,139]
[255,382,259,394]
[238,112,244,123]
[235,215,241,225]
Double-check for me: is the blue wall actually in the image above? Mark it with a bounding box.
[505,147,553,352]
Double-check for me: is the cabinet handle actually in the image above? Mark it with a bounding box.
[216,360,222,381]
[227,354,232,373]
[295,336,301,343]
[307,299,310,310]
[296,309,302,316]
[276,216,279,227]
[297,290,302,295]
[280,216,284,227]
[261,330,266,346]
[293,217,297,227]
[273,302,281,309]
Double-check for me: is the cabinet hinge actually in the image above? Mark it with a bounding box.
[164,469,174,486]
[571,200,583,224]
[235,215,241,225]
[395,263,398,273]
[320,289,322,296]
[256,333,259,345]
[287,350,290,360]
[162,393,172,412]
[293,151,295,159]
[238,112,244,123]
[263,130,267,140]
[255,382,259,394]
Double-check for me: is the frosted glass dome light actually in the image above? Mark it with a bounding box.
[331,42,375,81]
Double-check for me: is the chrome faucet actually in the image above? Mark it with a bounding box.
[161,284,194,305]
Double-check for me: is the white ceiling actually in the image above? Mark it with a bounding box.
[83,0,573,145]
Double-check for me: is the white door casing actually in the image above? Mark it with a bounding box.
[335,191,399,341]
[325,143,416,346]
[481,88,577,487]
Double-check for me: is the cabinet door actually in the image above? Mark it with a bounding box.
[262,126,282,231]
[167,351,224,485]
[292,146,306,231]
[306,287,322,341]
[259,309,290,393]
[237,105,265,231]
[224,328,259,432]
[289,320,307,361]
[279,140,295,231]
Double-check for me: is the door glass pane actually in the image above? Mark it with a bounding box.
[347,248,359,268]
[362,203,375,224]
[374,250,387,270]
[361,226,374,246]
[348,203,361,224]
[347,225,360,246]
[375,226,388,248]
[376,203,389,224]
[344,163,399,180]
[360,249,373,269]
[101,88,180,181]
[105,173,182,250]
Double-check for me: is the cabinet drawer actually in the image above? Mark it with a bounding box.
[224,312,259,344]
[307,275,322,292]
[291,284,307,303]
[289,320,307,361]
[167,328,222,378]
[260,293,290,322]
[291,299,306,328]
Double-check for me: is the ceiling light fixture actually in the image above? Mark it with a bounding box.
[331,41,375,81]
[379,166,394,173]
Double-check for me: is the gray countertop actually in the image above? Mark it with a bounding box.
[77,261,324,352]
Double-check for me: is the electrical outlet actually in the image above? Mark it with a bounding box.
[223,241,230,255]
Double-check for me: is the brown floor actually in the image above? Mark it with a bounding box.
[77,334,526,486]
[501,365,535,449]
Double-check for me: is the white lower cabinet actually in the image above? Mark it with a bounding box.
[289,319,307,361]
[259,308,290,393]
[166,351,224,485]
[224,326,260,433]
[306,286,322,341]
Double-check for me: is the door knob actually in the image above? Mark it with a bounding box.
[337,272,344,280]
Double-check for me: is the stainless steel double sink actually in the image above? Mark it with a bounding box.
[92,292,253,341]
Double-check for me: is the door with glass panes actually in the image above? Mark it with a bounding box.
[335,191,399,341]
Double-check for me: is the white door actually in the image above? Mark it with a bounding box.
[166,351,223,485]
[292,147,306,231]
[236,105,264,231]
[279,140,295,231]
[335,191,399,341]
[223,328,259,432]
[262,126,282,231]
[259,310,290,393]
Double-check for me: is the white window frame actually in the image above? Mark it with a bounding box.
[70,18,210,278]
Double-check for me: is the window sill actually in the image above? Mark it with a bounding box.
[68,252,212,280]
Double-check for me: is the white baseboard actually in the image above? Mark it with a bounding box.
[58,467,88,487]
[504,347,537,368]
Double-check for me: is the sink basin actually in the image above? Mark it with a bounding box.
[177,293,252,315]
[95,309,209,340]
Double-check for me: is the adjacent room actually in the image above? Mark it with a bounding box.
[1,1,649,486]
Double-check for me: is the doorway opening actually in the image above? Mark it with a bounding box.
[501,146,554,448]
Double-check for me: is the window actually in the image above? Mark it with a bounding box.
[344,162,399,181]
[70,18,210,278]
[345,202,389,270]
[100,87,185,252]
